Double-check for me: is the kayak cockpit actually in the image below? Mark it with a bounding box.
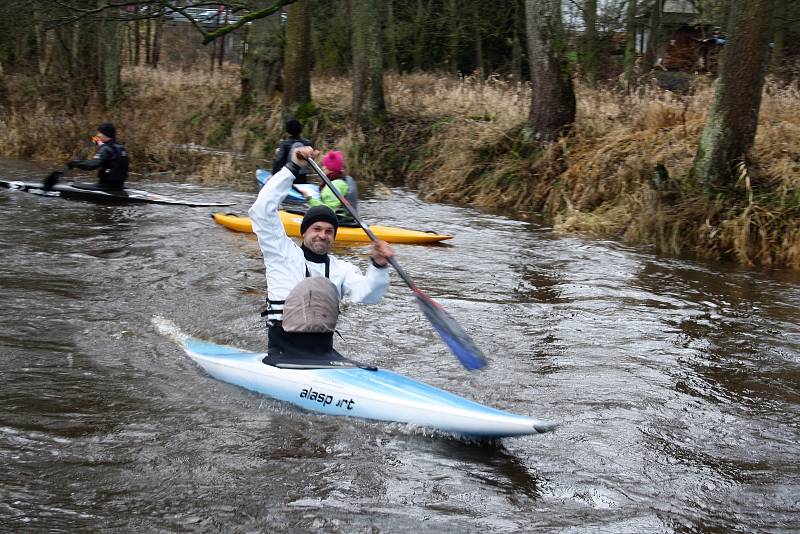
[264,349,377,371]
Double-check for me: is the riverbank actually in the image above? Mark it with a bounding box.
[1,67,798,268]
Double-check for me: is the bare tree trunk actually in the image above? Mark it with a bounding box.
[283,0,311,114]
[100,9,121,106]
[145,16,152,65]
[720,1,732,33]
[0,59,8,108]
[473,0,484,79]
[385,0,398,72]
[35,17,49,75]
[126,22,133,65]
[581,0,598,87]
[475,37,484,79]
[76,18,99,101]
[510,0,524,81]
[623,0,638,90]
[692,0,776,186]
[210,9,220,72]
[240,24,249,65]
[0,2,39,74]
[47,25,73,78]
[510,33,522,81]
[241,5,283,100]
[771,0,788,73]
[352,0,385,126]
[0,0,42,73]
[412,0,428,71]
[446,0,460,75]
[152,13,164,69]
[524,0,576,141]
[133,5,141,66]
[218,10,228,69]
[643,0,662,71]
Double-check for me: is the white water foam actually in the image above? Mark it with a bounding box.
[151,315,188,345]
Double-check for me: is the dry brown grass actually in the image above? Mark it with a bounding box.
[0,66,281,184]
[2,67,799,268]
[403,72,800,269]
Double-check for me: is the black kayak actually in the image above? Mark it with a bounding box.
[0,179,235,208]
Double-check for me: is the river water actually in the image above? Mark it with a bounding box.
[1,158,798,533]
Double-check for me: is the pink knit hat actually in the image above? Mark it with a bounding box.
[321,151,344,175]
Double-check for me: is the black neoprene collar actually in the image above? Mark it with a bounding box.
[301,244,328,264]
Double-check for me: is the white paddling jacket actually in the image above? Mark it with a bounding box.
[248,165,390,324]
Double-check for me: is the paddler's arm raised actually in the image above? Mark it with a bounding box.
[248,145,318,258]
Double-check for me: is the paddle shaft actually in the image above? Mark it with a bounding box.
[306,155,488,371]
[306,157,416,289]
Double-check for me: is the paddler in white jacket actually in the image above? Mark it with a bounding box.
[249,145,395,366]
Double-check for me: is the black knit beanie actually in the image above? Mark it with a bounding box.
[300,205,339,235]
[286,119,302,137]
[97,122,116,139]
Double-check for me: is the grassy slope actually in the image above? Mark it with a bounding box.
[2,68,799,268]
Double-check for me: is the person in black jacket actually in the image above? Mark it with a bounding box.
[67,122,129,191]
[271,119,311,184]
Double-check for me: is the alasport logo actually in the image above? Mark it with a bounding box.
[300,387,355,410]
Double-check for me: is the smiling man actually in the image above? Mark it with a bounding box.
[249,145,394,365]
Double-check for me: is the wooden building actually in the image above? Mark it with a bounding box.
[636,0,721,72]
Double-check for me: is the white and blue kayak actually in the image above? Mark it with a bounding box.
[256,169,319,204]
[154,318,555,439]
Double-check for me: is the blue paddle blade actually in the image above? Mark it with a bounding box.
[413,290,488,371]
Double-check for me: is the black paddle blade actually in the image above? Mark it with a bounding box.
[413,289,488,371]
[43,171,63,191]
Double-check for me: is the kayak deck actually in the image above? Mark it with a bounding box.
[255,169,319,203]
[213,211,453,244]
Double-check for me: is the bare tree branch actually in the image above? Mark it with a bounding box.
[202,0,297,44]
[37,0,295,45]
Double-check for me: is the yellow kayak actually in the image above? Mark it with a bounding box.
[212,211,453,244]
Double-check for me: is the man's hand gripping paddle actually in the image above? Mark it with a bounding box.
[305,155,487,371]
[43,143,92,190]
